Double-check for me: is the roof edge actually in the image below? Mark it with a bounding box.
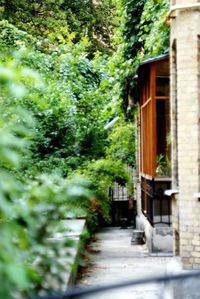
[139,53,169,67]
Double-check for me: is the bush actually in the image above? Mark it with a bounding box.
[0,52,95,298]
[73,158,131,232]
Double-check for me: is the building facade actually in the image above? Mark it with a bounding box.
[135,55,173,253]
[169,0,200,269]
[134,0,200,265]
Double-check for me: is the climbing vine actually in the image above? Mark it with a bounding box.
[109,0,169,115]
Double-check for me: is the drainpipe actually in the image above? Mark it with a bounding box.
[104,116,119,130]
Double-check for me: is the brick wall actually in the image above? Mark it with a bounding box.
[170,3,200,269]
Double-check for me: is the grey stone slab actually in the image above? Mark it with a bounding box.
[78,227,173,299]
[35,219,86,292]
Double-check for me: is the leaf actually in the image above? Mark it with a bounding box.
[6,264,28,288]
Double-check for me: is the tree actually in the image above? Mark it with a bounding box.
[0,0,115,53]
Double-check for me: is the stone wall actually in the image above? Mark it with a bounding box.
[136,213,173,254]
[170,1,200,268]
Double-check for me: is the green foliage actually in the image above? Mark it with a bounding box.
[0,0,170,295]
[0,48,96,297]
[27,44,109,173]
[0,0,115,53]
[0,20,35,50]
[86,158,130,187]
[109,0,169,115]
[0,20,133,296]
[106,120,136,166]
[22,174,93,293]
[0,62,35,298]
[139,0,169,56]
[0,24,110,175]
[113,0,169,59]
[113,0,146,59]
[0,113,31,299]
[156,154,171,177]
[74,158,131,232]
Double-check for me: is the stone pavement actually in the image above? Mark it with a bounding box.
[77,227,173,299]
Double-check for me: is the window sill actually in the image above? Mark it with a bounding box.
[164,189,179,196]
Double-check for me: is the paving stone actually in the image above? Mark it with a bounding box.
[77,227,172,299]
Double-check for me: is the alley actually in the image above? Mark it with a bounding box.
[77,227,173,299]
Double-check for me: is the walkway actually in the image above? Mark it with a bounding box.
[77,227,173,299]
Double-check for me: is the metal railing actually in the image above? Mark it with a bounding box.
[141,177,171,226]
[29,270,200,299]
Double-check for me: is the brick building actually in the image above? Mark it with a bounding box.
[134,1,200,266]
[168,0,200,269]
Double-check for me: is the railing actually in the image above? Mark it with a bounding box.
[109,176,134,226]
[141,176,171,226]
[28,271,200,299]
[110,182,128,201]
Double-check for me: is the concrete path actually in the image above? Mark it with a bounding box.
[77,227,173,299]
